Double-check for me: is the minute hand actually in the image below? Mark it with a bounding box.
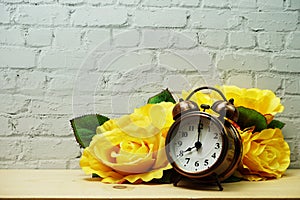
[195,120,203,151]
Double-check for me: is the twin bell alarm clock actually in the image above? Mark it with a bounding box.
[165,86,242,191]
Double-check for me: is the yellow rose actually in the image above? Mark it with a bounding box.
[237,128,290,181]
[220,85,284,116]
[80,102,175,183]
[182,85,284,117]
[182,90,213,107]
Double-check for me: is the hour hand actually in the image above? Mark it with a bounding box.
[184,146,196,153]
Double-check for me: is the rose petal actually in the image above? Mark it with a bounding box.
[238,128,290,181]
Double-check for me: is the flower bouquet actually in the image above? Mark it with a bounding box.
[70,85,290,184]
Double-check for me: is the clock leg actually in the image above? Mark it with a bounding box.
[172,173,182,186]
[214,174,223,191]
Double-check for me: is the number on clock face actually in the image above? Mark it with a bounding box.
[169,116,223,173]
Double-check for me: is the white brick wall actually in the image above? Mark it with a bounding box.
[0,0,299,169]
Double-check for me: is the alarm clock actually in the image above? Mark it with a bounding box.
[165,86,242,191]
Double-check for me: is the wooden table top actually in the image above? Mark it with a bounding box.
[1,169,299,199]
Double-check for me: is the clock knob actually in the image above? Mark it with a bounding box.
[172,98,200,120]
[211,98,239,122]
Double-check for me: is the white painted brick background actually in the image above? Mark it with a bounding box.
[0,0,299,169]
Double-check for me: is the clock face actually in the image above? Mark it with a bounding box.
[167,114,224,174]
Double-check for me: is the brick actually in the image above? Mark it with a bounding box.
[0,4,10,23]
[0,94,31,114]
[172,0,199,7]
[28,0,55,3]
[108,51,154,72]
[286,138,298,166]
[257,32,284,51]
[42,116,73,136]
[23,137,80,160]
[142,0,172,7]
[202,0,230,8]
[229,31,255,49]
[231,0,256,9]
[282,118,300,142]
[0,47,36,68]
[15,70,49,95]
[86,0,114,5]
[38,160,67,169]
[256,74,282,91]
[109,92,152,114]
[257,0,284,10]
[287,32,300,50]
[282,96,300,116]
[191,10,240,29]
[15,115,71,137]
[285,77,300,94]
[0,161,14,168]
[17,5,69,25]
[226,73,253,88]
[48,72,75,93]
[0,160,39,169]
[158,49,211,72]
[0,26,24,45]
[289,0,300,10]
[119,0,140,5]
[113,29,140,47]
[85,28,111,50]
[198,30,227,48]
[68,158,80,169]
[176,73,219,90]
[74,94,112,116]
[39,50,68,69]
[134,9,187,28]
[286,77,300,94]
[140,29,171,48]
[30,96,73,115]
[246,12,298,31]
[0,68,17,90]
[14,116,42,135]
[0,138,22,160]
[59,0,84,4]
[272,57,300,72]
[0,116,11,136]
[163,74,196,92]
[39,50,85,69]
[3,0,23,3]
[170,31,198,49]
[217,53,269,71]
[54,28,82,50]
[72,6,128,26]
[26,28,52,47]
[72,70,106,94]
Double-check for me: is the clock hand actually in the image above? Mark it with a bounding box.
[179,146,196,157]
[196,120,203,151]
[183,146,196,152]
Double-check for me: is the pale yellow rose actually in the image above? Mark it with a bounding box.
[236,128,290,181]
[80,102,175,183]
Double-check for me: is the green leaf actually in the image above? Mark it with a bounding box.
[237,106,267,132]
[267,119,285,129]
[223,175,242,183]
[92,173,101,178]
[147,89,176,104]
[70,114,109,148]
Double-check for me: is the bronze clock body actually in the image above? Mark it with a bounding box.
[165,87,242,190]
